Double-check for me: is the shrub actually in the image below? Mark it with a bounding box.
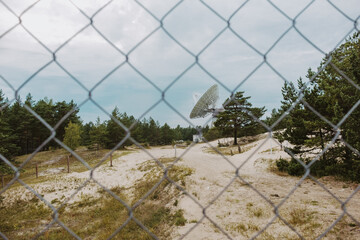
[287,159,305,176]
[276,157,289,172]
[276,157,305,176]
[203,128,222,141]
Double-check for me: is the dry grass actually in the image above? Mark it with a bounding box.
[204,134,265,156]
[0,157,193,239]
[205,143,256,156]
[2,148,134,188]
[267,159,289,177]
[328,216,360,239]
[259,147,280,154]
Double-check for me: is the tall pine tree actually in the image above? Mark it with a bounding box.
[214,91,265,145]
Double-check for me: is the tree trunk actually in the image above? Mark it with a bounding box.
[319,128,327,162]
[233,125,238,145]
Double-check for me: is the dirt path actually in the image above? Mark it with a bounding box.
[170,137,360,240]
[2,136,359,239]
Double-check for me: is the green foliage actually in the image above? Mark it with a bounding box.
[214,91,266,145]
[203,127,222,141]
[276,158,305,176]
[276,157,289,172]
[174,209,187,226]
[0,91,19,163]
[89,117,108,150]
[0,93,198,160]
[160,123,174,145]
[63,122,81,151]
[0,93,80,161]
[103,110,197,148]
[276,32,360,182]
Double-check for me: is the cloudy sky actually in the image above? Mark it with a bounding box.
[0,0,359,127]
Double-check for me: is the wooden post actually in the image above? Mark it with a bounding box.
[36,163,38,178]
[67,155,70,173]
[238,144,241,153]
[110,154,113,167]
[1,174,4,188]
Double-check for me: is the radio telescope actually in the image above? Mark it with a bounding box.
[190,84,223,119]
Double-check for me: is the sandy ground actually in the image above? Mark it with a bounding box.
[173,137,360,239]
[2,135,360,239]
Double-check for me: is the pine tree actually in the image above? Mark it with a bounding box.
[105,107,127,149]
[81,122,93,146]
[0,90,19,164]
[277,32,360,181]
[160,123,174,145]
[147,118,161,145]
[54,100,80,141]
[90,117,107,150]
[214,91,265,145]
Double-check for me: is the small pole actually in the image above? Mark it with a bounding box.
[67,155,70,173]
[110,154,113,167]
[174,144,177,158]
[270,132,273,155]
[36,163,38,178]
[1,174,4,188]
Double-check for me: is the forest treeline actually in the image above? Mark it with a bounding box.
[0,93,198,164]
[1,32,359,181]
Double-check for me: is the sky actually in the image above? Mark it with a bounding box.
[0,0,359,128]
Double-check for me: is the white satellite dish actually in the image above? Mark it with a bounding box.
[190,84,224,119]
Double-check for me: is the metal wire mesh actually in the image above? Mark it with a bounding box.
[0,0,359,239]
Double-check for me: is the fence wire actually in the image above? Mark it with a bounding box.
[0,0,359,239]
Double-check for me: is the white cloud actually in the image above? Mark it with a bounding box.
[0,0,359,127]
[93,0,159,53]
[163,0,227,54]
[20,0,89,51]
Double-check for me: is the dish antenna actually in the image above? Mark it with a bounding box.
[190,84,224,119]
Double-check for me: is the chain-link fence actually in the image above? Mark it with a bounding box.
[1,0,360,239]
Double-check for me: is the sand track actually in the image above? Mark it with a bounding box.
[2,136,359,239]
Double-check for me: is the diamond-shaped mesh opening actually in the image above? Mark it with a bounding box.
[199,29,263,90]
[20,0,89,51]
[91,65,161,120]
[1,1,360,239]
[267,29,324,84]
[52,180,132,239]
[229,0,292,53]
[55,27,126,89]
[93,0,159,54]
[295,0,355,53]
[18,63,88,104]
[0,27,52,89]
[163,0,226,54]
[130,30,194,89]
[206,177,276,239]
[276,178,347,239]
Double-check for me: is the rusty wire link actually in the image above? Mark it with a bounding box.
[0,0,359,239]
